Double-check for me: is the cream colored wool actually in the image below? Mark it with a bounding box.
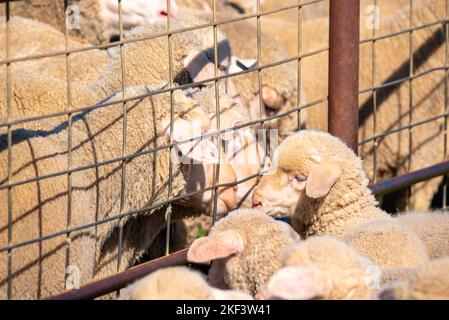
[396,211,449,259]
[0,85,236,299]
[187,208,300,296]
[260,236,380,300]
[2,0,179,45]
[0,72,99,132]
[253,131,429,280]
[118,266,253,300]
[379,257,449,300]
[93,17,231,99]
[0,16,109,85]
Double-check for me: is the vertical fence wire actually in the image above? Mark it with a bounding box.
[406,0,414,210]
[116,0,129,297]
[4,0,13,300]
[211,0,223,225]
[165,0,175,254]
[62,0,74,295]
[296,0,303,131]
[371,0,378,184]
[443,0,449,209]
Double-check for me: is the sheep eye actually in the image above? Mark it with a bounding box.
[294,175,307,182]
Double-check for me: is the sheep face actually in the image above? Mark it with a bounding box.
[161,108,238,217]
[251,131,362,218]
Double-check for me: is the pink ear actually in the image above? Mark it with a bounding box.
[266,266,332,300]
[183,51,216,83]
[187,230,244,263]
[306,163,340,199]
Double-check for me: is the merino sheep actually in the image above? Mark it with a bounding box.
[118,266,253,300]
[2,0,179,45]
[0,16,109,85]
[0,85,239,299]
[258,236,381,300]
[187,208,300,296]
[252,130,430,281]
[379,257,449,300]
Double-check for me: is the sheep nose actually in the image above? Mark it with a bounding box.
[159,0,178,18]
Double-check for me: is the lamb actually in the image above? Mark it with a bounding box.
[0,16,109,85]
[379,257,449,300]
[258,236,381,300]
[2,0,179,45]
[252,130,430,281]
[118,266,253,300]
[187,208,300,296]
[0,84,239,299]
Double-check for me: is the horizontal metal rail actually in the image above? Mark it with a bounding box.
[43,159,449,300]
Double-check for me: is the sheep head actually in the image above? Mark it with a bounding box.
[252,130,371,219]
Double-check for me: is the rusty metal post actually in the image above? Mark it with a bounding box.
[328,0,360,154]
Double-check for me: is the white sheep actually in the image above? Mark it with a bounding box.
[187,208,300,296]
[252,130,430,282]
[2,0,179,45]
[0,85,239,299]
[118,266,253,300]
[257,236,381,300]
[379,257,449,300]
[0,16,109,84]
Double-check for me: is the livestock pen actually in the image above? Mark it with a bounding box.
[0,0,448,300]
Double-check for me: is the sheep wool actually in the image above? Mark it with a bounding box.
[187,208,300,296]
[118,266,253,300]
[379,257,449,300]
[396,211,449,259]
[260,236,381,300]
[0,16,109,85]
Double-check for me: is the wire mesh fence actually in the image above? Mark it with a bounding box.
[0,0,448,300]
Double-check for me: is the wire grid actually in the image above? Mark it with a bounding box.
[1,0,448,300]
[0,0,327,299]
[358,0,449,210]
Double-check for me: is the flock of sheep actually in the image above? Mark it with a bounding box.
[0,0,448,300]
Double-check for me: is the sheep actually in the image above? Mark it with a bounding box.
[187,208,300,296]
[0,16,109,85]
[395,211,449,260]
[257,236,381,300]
[252,130,430,281]
[118,266,253,300]
[177,7,300,140]
[92,16,231,100]
[379,257,449,300]
[2,0,179,45]
[0,84,239,299]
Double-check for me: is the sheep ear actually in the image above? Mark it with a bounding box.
[183,51,216,83]
[266,266,332,300]
[306,163,340,199]
[161,116,220,163]
[187,230,244,263]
